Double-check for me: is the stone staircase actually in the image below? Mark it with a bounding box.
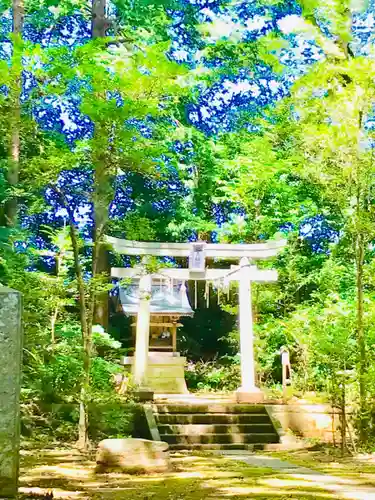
[153,403,280,451]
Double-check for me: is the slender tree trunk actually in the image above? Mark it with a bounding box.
[51,253,63,344]
[51,306,58,344]
[341,378,347,456]
[55,187,91,449]
[5,0,24,226]
[355,104,368,444]
[68,215,91,450]
[356,229,367,443]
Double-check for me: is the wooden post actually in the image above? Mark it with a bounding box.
[281,347,290,404]
[133,274,152,389]
[282,363,287,403]
[172,323,177,353]
[341,380,347,456]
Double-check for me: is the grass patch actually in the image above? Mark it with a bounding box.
[266,447,375,487]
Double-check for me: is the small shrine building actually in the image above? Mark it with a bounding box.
[118,279,193,393]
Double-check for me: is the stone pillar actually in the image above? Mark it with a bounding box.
[133,274,152,397]
[236,258,263,403]
[0,287,22,498]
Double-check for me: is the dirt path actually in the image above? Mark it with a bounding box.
[219,452,375,500]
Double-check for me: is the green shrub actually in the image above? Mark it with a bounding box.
[21,320,130,443]
[90,357,123,392]
[88,396,136,441]
[185,359,241,392]
[21,398,137,444]
[20,401,79,443]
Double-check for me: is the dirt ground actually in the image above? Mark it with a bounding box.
[18,446,375,500]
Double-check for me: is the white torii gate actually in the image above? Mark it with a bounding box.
[107,236,285,402]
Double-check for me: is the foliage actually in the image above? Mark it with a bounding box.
[88,396,136,441]
[2,0,375,448]
[19,315,126,442]
[185,358,241,392]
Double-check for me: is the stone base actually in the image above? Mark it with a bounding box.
[236,388,265,404]
[266,403,347,443]
[135,389,154,402]
[122,353,188,394]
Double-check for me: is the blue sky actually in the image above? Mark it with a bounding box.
[2,0,375,249]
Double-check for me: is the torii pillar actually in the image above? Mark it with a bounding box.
[236,257,264,403]
[133,273,154,400]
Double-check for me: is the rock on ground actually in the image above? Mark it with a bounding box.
[96,438,170,474]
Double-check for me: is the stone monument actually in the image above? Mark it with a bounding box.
[0,287,22,498]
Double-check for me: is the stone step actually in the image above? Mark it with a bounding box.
[158,423,275,435]
[152,403,279,451]
[169,443,257,451]
[160,433,279,445]
[155,413,270,425]
[154,404,268,414]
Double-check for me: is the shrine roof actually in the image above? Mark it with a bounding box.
[119,283,194,317]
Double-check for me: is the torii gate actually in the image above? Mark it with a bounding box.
[107,237,285,402]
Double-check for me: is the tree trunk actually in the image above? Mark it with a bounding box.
[5,0,24,226]
[69,216,91,450]
[356,230,367,443]
[91,132,111,329]
[92,153,109,329]
[91,1,110,329]
[92,239,109,328]
[92,0,108,38]
[56,189,90,450]
[355,104,368,444]
[341,379,347,456]
[51,306,58,345]
[63,0,111,451]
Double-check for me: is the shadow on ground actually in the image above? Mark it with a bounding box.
[269,448,375,488]
[19,448,350,500]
